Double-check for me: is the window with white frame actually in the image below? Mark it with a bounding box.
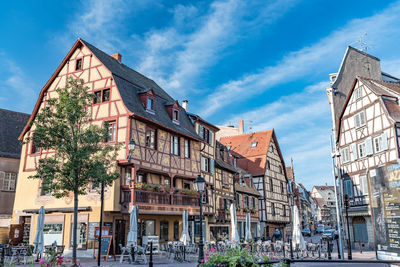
[358,142,366,158]
[1,173,17,191]
[201,156,210,172]
[374,133,388,153]
[171,135,180,155]
[355,87,362,100]
[354,111,366,128]
[184,139,190,158]
[341,147,350,163]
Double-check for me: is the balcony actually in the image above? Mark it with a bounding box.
[135,190,171,205]
[349,195,369,207]
[173,194,199,206]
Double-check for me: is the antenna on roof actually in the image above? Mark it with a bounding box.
[248,120,253,132]
[358,33,369,53]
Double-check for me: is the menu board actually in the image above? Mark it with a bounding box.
[370,164,400,260]
[88,222,99,241]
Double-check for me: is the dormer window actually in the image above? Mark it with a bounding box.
[147,97,154,111]
[251,142,258,148]
[173,109,179,124]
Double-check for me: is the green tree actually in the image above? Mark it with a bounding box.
[28,77,120,265]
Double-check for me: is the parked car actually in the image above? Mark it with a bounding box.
[302,228,311,237]
[316,226,324,234]
[322,229,335,240]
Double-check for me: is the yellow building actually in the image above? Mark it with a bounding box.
[12,39,205,255]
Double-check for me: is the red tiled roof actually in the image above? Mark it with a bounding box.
[220,130,278,176]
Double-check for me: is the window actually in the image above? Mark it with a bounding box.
[343,179,353,198]
[354,111,366,128]
[93,89,110,104]
[174,221,179,241]
[374,133,388,153]
[271,203,276,216]
[198,125,212,145]
[251,142,258,148]
[235,193,240,206]
[1,173,17,191]
[269,178,273,192]
[202,189,208,204]
[358,142,366,158]
[266,160,270,169]
[360,175,368,196]
[102,89,110,102]
[355,87,362,100]
[173,109,179,121]
[146,97,154,111]
[280,182,284,193]
[31,139,41,154]
[279,165,282,173]
[341,147,350,163]
[183,183,191,190]
[201,156,210,172]
[70,222,87,249]
[106,121,116,142]
[123,168,131,186]
[145,128,156,149]
[171,135,180,155]
[143,220,155,236]
[40,180,51,196]
[244,196,249,208]
[93,91,101,104]
[75,58,82,70]
[283,205,286,217]
[137,173,147,184]
[160,221,169,242]
[184,139,190,158]
[233,157,237,167]
[251,197,256,209]
[271,146,274,153]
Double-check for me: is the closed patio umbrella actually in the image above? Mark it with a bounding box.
[230,203,240,243]
[33,206,45,254]
[180,210,190,245]
[245,212,252,241]
[292,205,306,250]
[127,205,138,246]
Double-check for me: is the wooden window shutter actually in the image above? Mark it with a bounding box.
[344,179,353,198]
[352,143,358,160]
[365,137,373,156]
[381,132,388,150]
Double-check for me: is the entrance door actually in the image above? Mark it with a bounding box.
[115,219,126,254]
[352,216,368,243]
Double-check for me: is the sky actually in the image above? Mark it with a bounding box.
[1,0,400,190]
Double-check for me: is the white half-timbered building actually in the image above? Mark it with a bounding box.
[337,76,400,248]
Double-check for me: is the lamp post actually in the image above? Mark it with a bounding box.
[194,175,206,265]
[127,139,136,161]
[344,194,352,260]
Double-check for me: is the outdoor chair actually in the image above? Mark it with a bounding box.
[119,244,133,263]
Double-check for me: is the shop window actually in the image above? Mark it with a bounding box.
[70,222,87,249]
[174,221,179,241]
[160,221,169,242]
[43,224,63,246]
[142,220,155,236]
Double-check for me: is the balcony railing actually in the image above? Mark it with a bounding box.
[350,195,369,207]
[121,189,199,206]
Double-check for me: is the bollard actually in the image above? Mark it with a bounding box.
[149,242,153,267]
[327,240,332,260]
[289,240,294,259]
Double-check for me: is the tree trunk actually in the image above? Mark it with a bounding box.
[72,189,79,266]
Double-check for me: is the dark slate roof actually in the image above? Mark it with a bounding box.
[215,158,237,173]
[81,39,200,140]
[383,98,400,122]
[0,109,30,158]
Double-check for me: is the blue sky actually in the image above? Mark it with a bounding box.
[1,0,400,190]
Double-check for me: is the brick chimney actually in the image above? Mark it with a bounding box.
[111,53,122,62]
[238,120,244,134]
[182,100,188,111]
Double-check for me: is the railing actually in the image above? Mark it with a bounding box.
[173,194,199,206]
[121,189,199,206]
[135,190,171,205]
[349,195,369,207]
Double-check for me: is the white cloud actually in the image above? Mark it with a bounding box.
[134,0,300,97]
[201,1,400,117]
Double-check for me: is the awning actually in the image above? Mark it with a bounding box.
[23,207,92,214]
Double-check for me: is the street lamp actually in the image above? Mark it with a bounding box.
[194,175,206,264]
[127,139,136,161]
[344,194,352,260]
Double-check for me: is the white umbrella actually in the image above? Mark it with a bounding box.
[127,205,138,246]
[33,206,45,254]
[230,204,240,243]
[180,210,190,245]
[292,205,306,250]
[245,212,252,241]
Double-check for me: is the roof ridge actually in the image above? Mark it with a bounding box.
[220,129,274,139]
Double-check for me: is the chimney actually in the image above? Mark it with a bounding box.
[111,53,122,62]
[238,120,244,134]
[182,100,188,111]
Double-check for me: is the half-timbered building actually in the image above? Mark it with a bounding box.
[337,76,400,248]
[12,39,205,254]
[220,130,290,239]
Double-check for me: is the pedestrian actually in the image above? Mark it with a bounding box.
[273,228,282,241]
